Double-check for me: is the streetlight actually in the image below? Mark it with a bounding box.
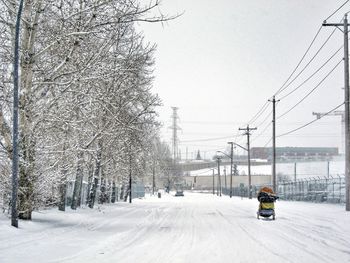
[215,156,222,196]
[212,168,215,195]
[232,142,253,199]
[227,142,234,198]
[217,150,232,197]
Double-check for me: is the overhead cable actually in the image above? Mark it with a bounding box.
[279,44,343,100]
[247,100,269,125]
[277,58,343,119]
[325,0,350,21]
[274,25,323,96]
[275,27,337,96]
[180,135,239,143]
[251,122,272,143]
[277,102,344,138]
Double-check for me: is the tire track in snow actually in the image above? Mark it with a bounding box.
[215,208,294,263]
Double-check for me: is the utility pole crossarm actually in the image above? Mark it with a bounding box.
[322,22,344,26]
[322,22,344,32]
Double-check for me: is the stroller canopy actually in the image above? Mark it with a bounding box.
[257,187,278,202]
[259,186,274,195]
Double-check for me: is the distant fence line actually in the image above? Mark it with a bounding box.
[225,175,346,204]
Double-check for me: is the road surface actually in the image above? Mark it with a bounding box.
[1,192,350,263]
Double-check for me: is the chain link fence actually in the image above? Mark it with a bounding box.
[227,175,345,204]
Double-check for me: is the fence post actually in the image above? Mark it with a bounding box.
[332,176,335,201]
[338,175,342,202]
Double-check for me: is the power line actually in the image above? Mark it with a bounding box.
[190,168,216,176]
[251,122,272,143]
[250,23,337,130]
[274,25,323,96]
[180,135,239,143]
[325,0,350,21]
[248,100,269,125]
[184,147,226,155]
[277,102,344,138]
[275,27,337,96]
[180,120,246,125]
[255,109,273,128]
[263,137,272,148]
[277,58,343,119]
[279,45,343,101]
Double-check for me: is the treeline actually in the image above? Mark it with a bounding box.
[0,0,174,219]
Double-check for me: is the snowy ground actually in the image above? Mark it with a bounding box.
[1,192,350,263]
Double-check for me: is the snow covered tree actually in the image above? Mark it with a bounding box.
[0,0,175,218]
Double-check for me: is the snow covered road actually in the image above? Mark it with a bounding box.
[1,192,350,263]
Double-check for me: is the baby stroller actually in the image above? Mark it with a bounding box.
[257,187,278,220]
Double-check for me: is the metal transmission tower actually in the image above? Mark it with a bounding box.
[312,110,345,154]
[323,15,350,211]
[169,107,181,163]
[239,125,257,199]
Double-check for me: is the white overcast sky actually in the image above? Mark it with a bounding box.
[139,0,348,159]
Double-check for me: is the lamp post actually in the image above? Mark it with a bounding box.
[216,156,222,196]
[212,168,215,195]
[232,142,252,198]
[217,150,232,197]
[227,142,234,198]
[223,167,227,194]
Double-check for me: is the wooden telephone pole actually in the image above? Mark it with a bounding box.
[239,125,257,199]
[323,14,350,211]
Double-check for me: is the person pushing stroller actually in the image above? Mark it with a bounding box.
[257,187,279,220]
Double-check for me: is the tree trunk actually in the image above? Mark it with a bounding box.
[17,0,42,220]
[58,179,67,212]
[86,163,94,205]
[71,152,83,210]
[18,134,35,220]
[111,181,116,203]
[88,177,98,208]
[98,176,106,204]
[88,141,102,208]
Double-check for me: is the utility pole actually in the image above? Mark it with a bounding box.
[228,142,234,198]
[323,15,350,211]
[224,167,227,193]
[212,169,215,195]
[239,125,257,199]
[217,157,222,197]
[327,160,330,178]
[269,96,279,193]
[11,0,25,228]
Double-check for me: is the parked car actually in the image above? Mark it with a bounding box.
[175,190,184,196]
